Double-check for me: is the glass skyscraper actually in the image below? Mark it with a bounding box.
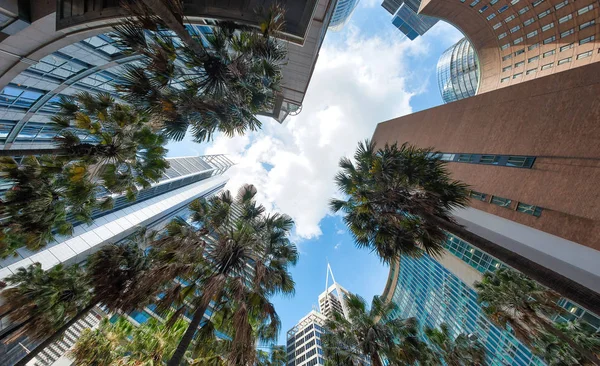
[329,0,360,31]
[383,233,600,366]
[437,37,480,103]
[382,0,438,40]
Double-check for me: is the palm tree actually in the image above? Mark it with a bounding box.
[330,140,600,316]
[8,243,153,366]
[475,268,600,366]
[140,185,296,366]
[0,155,100,256]
[256,346,287,366]
[112,0,287,142]
[322,293,418,366]
[424,323,486,366]
[533,321,600,366]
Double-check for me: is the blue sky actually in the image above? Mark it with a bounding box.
[167,1,463,344]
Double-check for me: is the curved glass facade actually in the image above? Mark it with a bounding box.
[436,37,479,103]
[329,0,360,31]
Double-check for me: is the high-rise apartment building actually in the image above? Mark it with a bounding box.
[372,62,600,315]
[436,37,480,103]
[0,0,337,154]
[382,0,438,40]
[329,0,361,31]
[286,310,328,366]
[318,264,351,320]
[0,154,232,365]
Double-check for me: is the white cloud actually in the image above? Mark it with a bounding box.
[205,27,426,240]
[334,242,342,250]
[336,229,345,235]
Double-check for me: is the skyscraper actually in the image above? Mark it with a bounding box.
[286,310,328,366]
[372,62,600,315]
[382,0,439,40]
[436,37,480,103]
[0,154,233,365]
[329,0,361,31]
[318,263,350,320]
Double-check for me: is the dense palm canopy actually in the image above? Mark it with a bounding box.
[475,268,600,365]
[424,323,486,366]
[112,0,287,142]
[330,139,469,261]
[256,346,287,366]
[322,293,419,366]
[533,321,600,366]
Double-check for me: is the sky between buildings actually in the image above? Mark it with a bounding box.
[166,0,464,343]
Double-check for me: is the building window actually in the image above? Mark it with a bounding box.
[503,65,513,72]
[577,4,594,15]
[538,9,551,19]
[479,5,489,12]
[505,14,516,23]
[513,37,524,44]
[560,29,574,38]
[507,156,535,167]
[580,35,595,45]
[501,77,510,82]
[487,13,497,20]
[527,30,538,38]
[501,43,511,50]
[511,0,520,3]
[532,0,545,6]
[457,154,476,162]
[524,17,536,26]
[493,22,503,29]
[490,0,499,4]
[543,49,556,57]
[519,6,530,15]
[499,32,508,39]
[513,72,523,79]
[543,35,556,44]
[470,0,481,7]
[526,68,537,74]
[541,62,553,70]
[579,20,595,30]
[491,196,512,208]
[515,61,525,67]
[510,25,521,33]
[498,5,509,13]
[516,202,543,216]
[514,49,525,56]
[470,191,488,201]
[502,54,513,61]
[528,55,539,63]
[577,50,593,59]
[560,43,574,51]
[557,57,571,65]
[541,22,554,32]
[554,0,568,10]
[479,155,500,164]
[528,43,540,50]
[559,14,573,24]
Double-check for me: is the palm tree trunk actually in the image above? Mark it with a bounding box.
[536,316,600,366]
[167,301,210,366]
[140,0,207,59]
[0,148,66,157]
[0,318,33,342]
[14,302,97,366]
[436,219,600,316]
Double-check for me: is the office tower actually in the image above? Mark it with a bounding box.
[382,0,439,40]
[372,62,600,315]
[0,154,233,365]
[286,310,328,366]
[329,0,361,31]
[0,0,337,155]
[436,37,480,103]
[415,0,599,94]
[318,263,350,320]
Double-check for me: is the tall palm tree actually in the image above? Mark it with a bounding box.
[141,185,296,366]
[112,0,287,142]
[322,293,418,366]
[424,323,486,366]
[256,346,287,366]
[475,268,600,366]
[8,243,153,366]
[0,155,100,256]
[330,140,600,316]
[533,321,600,366]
